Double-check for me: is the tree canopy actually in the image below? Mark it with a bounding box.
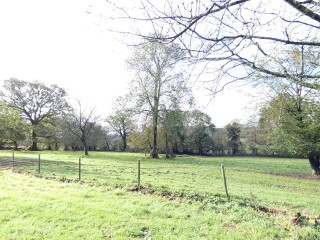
[127,40,191,158]
[1,78,69,150]
[0,101,29,149]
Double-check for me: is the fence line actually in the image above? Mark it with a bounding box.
[221,164,230,200]
[0,154,231,198]
[0,155,79,173]
[0,159,37,168]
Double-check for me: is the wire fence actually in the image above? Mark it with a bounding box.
[0,153,35,169]
[1,152,319,210]
[0,153,229,197]
[0,153,81,181]
[1,152,320,232]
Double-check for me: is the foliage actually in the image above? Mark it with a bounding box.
[241,118,261,155]
[254,44,320,173]
[258,92,320,174]
[184,110,215,155]
[158,109,186,157]
[1,78,68,150]
[0,101,29,148]
[154,109,216,155]
[35,118,60,149]
[226,122,242,155]
[211,128,228,155]
[106,96,135,151]
[128,123,153,152]
[87,125,113,151]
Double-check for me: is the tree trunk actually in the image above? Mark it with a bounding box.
[81,135,89,156]
[84,145,89,156]
[30,128,38,151]
[308,152,320,175]
[151,100,159,159]
[13,141,18,150]
[151,145,158,158]
[105,142,109,151]
[197,145,201,155]
[173,140,178,154]
[151,127,159,158]
[121,134,127,152]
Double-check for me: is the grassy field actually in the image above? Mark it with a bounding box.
[0,150,319,239]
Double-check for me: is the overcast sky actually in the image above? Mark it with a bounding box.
[0,0,257,127]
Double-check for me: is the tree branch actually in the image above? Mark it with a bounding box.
[284,0,320,23]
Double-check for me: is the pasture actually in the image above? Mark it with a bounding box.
[0,151,319,239]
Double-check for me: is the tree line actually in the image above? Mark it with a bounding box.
[0,78,270,158]
[103,0,320,175]
[1,37,320,175]
[0,41,254,159]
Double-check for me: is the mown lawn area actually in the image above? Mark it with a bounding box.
[0,150,319,239]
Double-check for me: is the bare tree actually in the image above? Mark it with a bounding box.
[65,100,99,156]
[106,0,320,91]
[127,40,190,158]
[106,97,134,151]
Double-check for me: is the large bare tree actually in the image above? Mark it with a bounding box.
[106,0,320,91]
[127,40,190,158]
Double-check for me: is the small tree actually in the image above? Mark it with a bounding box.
[242,117,261,155]
[186,110,215,155]
[212,128,228,155]
[106,96,135,152]
[0,101,29,149]
[226,122,242,155]
[160,109,185,158]
[65,100,99,156]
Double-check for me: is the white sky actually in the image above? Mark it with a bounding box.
[0,0,256,127]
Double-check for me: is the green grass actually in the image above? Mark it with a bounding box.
[0,150,319,239]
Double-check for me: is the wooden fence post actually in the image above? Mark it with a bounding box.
[38,154,40,174]
[12,152,14,170]
[79,158,81,181]
[221,164,230,200]
[138,159,141,191]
